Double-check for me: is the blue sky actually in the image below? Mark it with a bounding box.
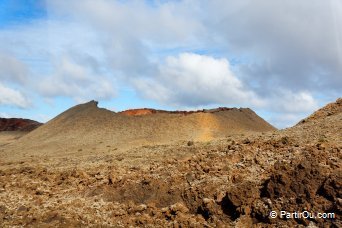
[0,0,341,128]
[0,0,46,27]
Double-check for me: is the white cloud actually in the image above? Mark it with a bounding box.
[262,90,319,128]
[134,53,264,107]
[0,0,340,128]
[205,0,342,93]
[0,20,116,103]
[0,53,28,84]
[267,113,305,129]
[48,0,202,44]
[45,0,205,79]
[38,55,116,102]
[0,112,10,118]
[272,91,318,113]
[0,83,30,108]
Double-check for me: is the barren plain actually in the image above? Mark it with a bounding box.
[0,98,341,227]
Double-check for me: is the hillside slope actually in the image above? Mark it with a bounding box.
[284,97,342,145]
[3,100,275,159]
[298,98,342,124]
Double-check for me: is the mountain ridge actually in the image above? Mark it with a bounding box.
[3,100,275,158]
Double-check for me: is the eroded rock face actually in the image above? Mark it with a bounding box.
[0,118,42,131]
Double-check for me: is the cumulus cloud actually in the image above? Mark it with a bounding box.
[0,0,202,104]
[0,19,117,103]
[267,113,305,129]
[134,53,264,107]
[0,53,31,108]
[0,53,29,84]
[46,0,203,78]
[261,90,319,128]
[38,55,116,102]
[269,90,318,113]
[0,83,30,108]
[0,0,340,128]
[205,0,342,95]
[48,0,202,43]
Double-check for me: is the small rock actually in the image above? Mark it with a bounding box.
[215,192,226,203]
[161,207,169,213]
[17,205,29,212]
[35,190,44,195]
[203,166,210,173]
[242,138,251,144]
[170,203,189,214]
[337,198,342,206]
[0,205,6,214]
[136,204,147,212]
[187,141,194,146]
[203,198,213,204]
[112,209,127,216]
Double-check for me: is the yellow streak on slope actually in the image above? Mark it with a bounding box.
[196,113,221,142]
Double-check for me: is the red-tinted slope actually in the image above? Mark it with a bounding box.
[0,118,42,131]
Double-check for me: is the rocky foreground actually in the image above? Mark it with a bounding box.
[0,99,341,227]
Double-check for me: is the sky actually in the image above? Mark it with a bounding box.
[0,0,341,128]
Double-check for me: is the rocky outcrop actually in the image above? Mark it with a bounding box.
[0,118,42,131]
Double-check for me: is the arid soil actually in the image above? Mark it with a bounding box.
[0,132,27,148]
[0,99,341,227]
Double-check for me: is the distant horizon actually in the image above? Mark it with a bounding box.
[4,97,341,131]
[0,0,341,129]
[0,87,340,130]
